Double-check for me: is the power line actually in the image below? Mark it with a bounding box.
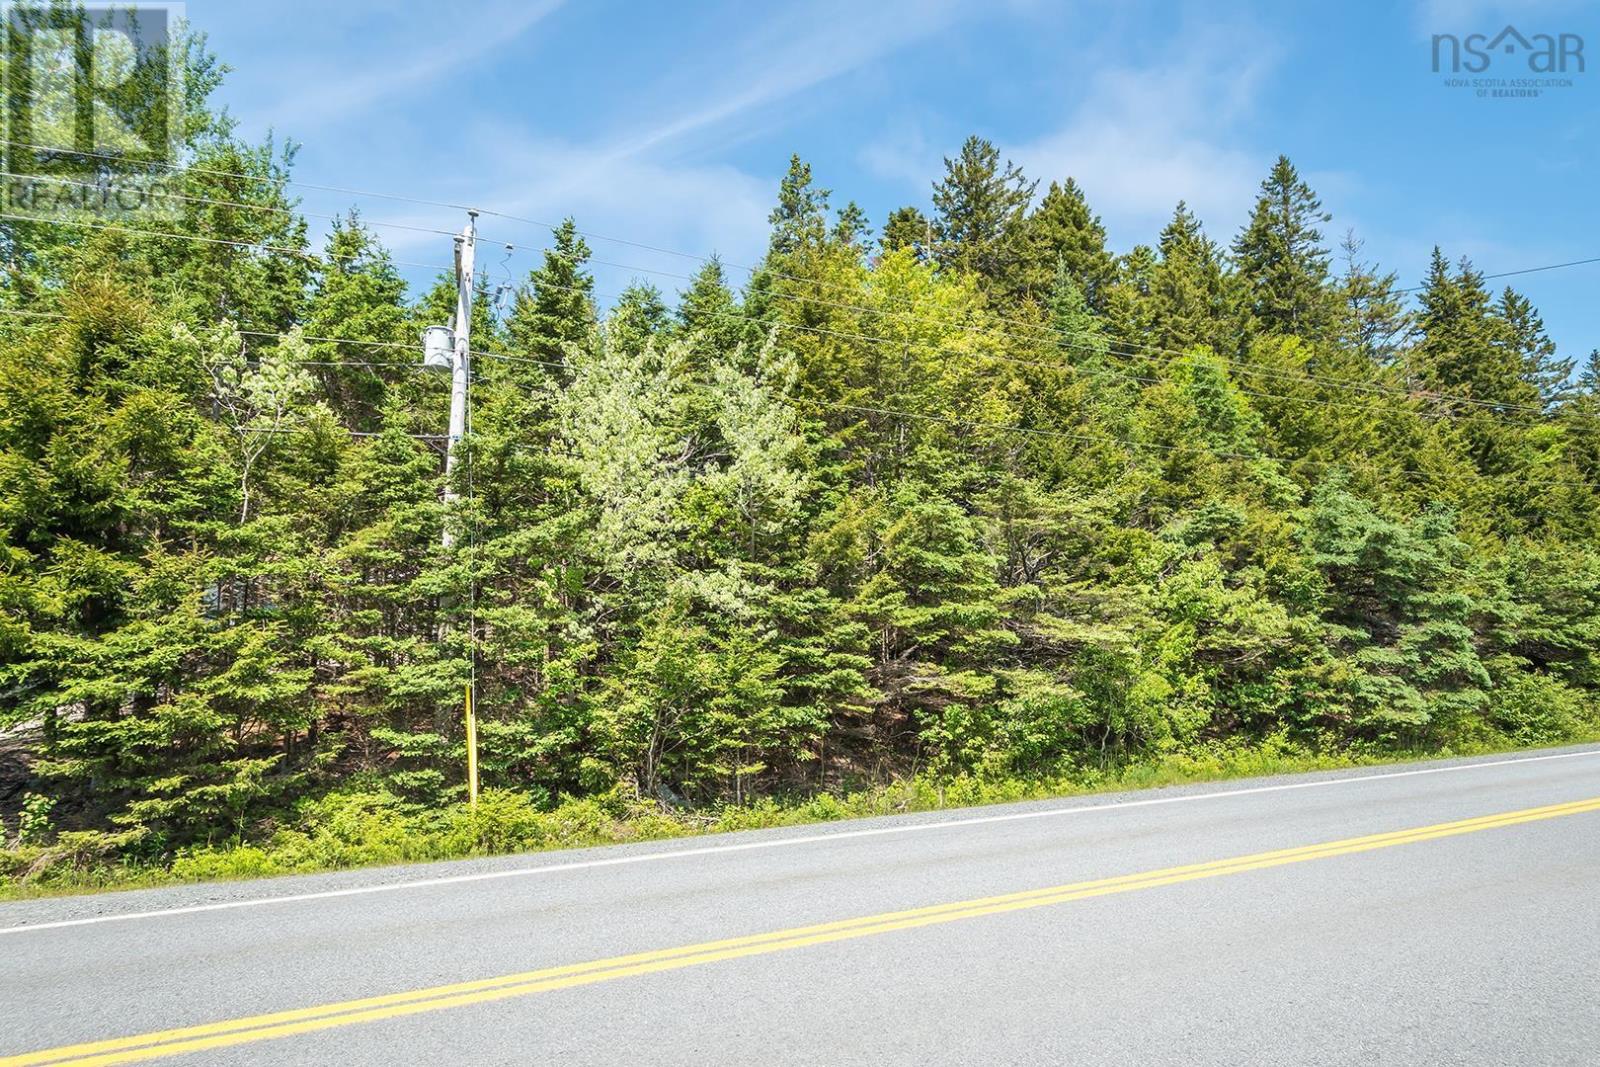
[0,262,1570,432]
[469,352,1598,492]
[1396,256,1600,293]
[441,261,1557,422]
[10,137,1597,335]
[2,207,1587,455]
[0,159,1572,418]
[0,211,455,274]
[4,301,1589,491]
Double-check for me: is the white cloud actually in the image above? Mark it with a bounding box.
[607,0,970,162]
[859,122,940,191]
[1004,30,1280,249]
[283,0,986,299]
[854,22,1282,251]
[376,0,984,294]
[249,0,566,133]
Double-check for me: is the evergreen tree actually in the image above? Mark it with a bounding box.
[7,35,1600,887]
[881,205,931,259]
[1335,232,1410,366]
[1413,249,1533,409]
[931,135,1037,286]
[676,257,748,363]
[303,213,411,428]
[768,154,830,256]
[507,218,596,371]
[1014,178,1116,307]
[1232,155,1333,338]
[1148,202,1232,352]
[832,201,872,249]
[1047,261,1108,364]
[1495,287,1572,409]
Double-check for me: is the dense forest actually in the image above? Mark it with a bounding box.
[4,33,1600,888]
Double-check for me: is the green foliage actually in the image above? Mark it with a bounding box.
[1232,155,1333,340]
[3,64,1598,891]
[932,135,1036,286]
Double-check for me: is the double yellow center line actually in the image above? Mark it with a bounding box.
[8,793,1600,1066]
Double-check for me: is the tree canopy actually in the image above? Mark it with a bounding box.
[2,41,1597,882]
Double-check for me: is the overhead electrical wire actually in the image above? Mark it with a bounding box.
[0,143,1580,419]
[1,159,1593,485]
[3,302,1587,492]
[1,209,1558,422]
[0,249,1580,433]
[6,136,1596,359]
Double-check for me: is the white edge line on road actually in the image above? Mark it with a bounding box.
[4,747,1599,936]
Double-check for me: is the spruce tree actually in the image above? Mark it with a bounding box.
[768,154,830,256]
[1413,249,1534,408]
[1232,155,1333,338]
[1148,202,1231,352]
[832,201,872,249]
[1014,178,1116,307]
[303,213,410,428]
[507,218,596,371]
[1495,287,1572,409]
[931,135,1036,286]
[1335,232,1410,365]
[881,205,931,258]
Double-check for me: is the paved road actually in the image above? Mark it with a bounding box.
[4,746,1600,1066]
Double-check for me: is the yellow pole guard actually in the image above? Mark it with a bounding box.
[465,682,479,807]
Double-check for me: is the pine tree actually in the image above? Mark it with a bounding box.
[1014,178,1116,307]
[931,135,1037,285]
[507,218,596,371]
[1232,155,1333,338]
[768,155,830,256]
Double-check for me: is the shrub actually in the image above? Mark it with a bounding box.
[1490,672,1587,747]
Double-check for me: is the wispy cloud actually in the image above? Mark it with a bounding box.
[251,0,566,133]
[856,21,1281,250]
[1012,26,1280,246]
[383,0,984,291]
[606,0,972,162]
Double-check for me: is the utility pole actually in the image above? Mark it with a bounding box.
[441,210,477,549]
[427,209,480,807]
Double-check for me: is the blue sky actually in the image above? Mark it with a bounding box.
[195,0,1598,357]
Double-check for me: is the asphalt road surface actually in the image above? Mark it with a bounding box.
[4,745,1600,1066]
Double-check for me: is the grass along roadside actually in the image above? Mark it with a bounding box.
[5,732,1600,902]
